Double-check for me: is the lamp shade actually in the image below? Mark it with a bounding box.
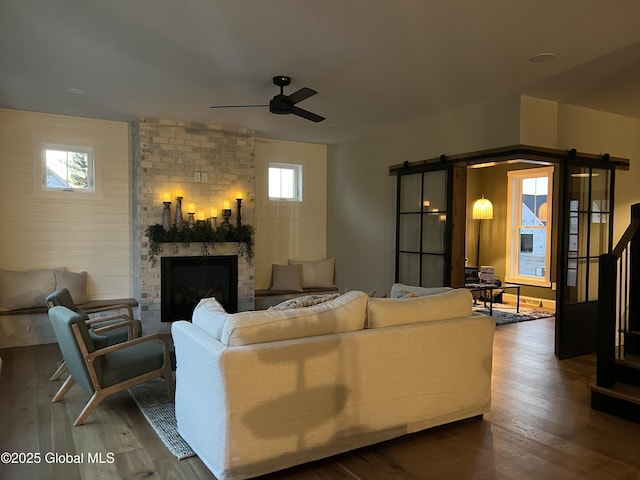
[472,196,494,220]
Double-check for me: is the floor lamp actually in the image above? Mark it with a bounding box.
[472,195,494,267]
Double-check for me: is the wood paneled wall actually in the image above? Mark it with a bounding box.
[0,109,132,299]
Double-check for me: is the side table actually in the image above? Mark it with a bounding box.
[465,283,521,316]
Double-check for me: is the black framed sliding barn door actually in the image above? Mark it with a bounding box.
[556,164,615,359]
[395,165,465,287]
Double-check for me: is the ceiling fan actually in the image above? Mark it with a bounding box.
[209,75,325,123]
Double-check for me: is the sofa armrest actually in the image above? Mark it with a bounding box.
[171,321,230,474]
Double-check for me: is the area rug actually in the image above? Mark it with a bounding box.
[473,303,554,325]
[128,378,195,459]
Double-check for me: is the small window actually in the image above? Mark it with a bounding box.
[268,163,302,201]
[42,144,95,193]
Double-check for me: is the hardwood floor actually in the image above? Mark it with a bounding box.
[1,317,640,480]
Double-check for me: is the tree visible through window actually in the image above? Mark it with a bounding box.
[506,167,553,286]
[43,145,94,192]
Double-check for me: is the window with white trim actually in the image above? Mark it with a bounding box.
[268,163,302,201]
[506,166,553,286]
[42,144,95,193]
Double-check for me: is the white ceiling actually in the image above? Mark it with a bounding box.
[2,0,640,145]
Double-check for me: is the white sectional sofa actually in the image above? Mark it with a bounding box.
[171,288,495,480]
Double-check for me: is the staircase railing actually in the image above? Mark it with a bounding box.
[597,203,640,388]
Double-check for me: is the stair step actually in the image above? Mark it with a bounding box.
[589,381,640,423]
[589,382,640,406]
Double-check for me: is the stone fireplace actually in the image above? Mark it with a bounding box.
[132,117,256,334]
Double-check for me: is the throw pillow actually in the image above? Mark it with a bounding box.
[0,268,56,311]
[288,257,335,288]
[268,293,341,310]
[270,264,304,292]
[389,283,452,299]
[220,291,368,347]
[54,270,89,304]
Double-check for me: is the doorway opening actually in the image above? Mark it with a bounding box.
[390,145,628,358]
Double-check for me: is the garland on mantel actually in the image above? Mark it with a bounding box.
[144,223,254,267]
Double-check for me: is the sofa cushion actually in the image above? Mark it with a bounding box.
[54,270,89,304]
[288,257,335,288]
[367,288,473,329]
[270,264,303,292]
[195,291,368,347]
[0,268,57,311]
[389,283,452,299]
[192,297,228,340]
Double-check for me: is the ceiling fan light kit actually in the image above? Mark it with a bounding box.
[210,75,325,123]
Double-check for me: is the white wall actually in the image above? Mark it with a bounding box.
[254,138,328,290]
[521,96,640,240]
[327,96,522,295]
[557,103,640,240]
[0,109,132,299]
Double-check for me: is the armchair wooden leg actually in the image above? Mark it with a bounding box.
[50,360,68,381]
[160,334,175,401]
[52,376,75,402]
[73,391,107,426]
[163,367,175,401]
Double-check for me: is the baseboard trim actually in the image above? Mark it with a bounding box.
[503,293,556,310]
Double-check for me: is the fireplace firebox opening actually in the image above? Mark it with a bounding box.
[161,255,238,322]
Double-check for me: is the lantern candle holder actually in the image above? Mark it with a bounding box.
[162,201,171,232]
[175,197,184,230]
[236,197,243,229]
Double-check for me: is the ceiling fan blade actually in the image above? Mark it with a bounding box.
[291,106,325,123]
[287,87,317,105]
[209,104,268,109]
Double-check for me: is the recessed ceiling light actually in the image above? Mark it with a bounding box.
[66,88,87,95]
[529,52,556,63]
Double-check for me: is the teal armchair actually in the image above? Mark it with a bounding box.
[48,305,174,426]
[46,288,142,380]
